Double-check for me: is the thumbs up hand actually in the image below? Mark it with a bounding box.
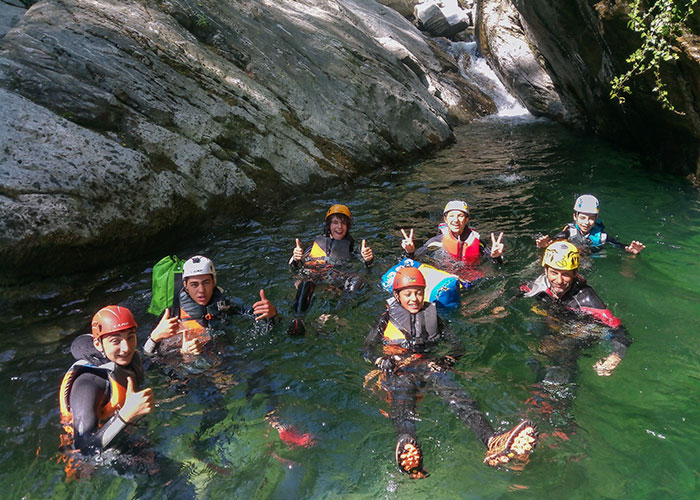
[150,308,179,342]
[292,238,304,262]
[360,239,373,263]
[119,377,154,423]
[253,289,277,320]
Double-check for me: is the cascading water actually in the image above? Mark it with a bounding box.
[450,41,529,117]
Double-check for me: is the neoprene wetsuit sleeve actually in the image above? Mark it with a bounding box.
[606,235,629,249]
[437,318,466,360]
[362,313,389,363]
[608,325,633,359]
[69,372,128,452]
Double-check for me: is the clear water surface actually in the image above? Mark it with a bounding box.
[1,115,698,499]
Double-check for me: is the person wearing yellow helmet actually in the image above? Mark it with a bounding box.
[363,267,538,477]
[287,204,374,335]
[400,200,505,272]
[521,241,632,376]
[536,194,645,254]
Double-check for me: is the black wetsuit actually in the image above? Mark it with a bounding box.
[363,299,495,446]
[62,334,145,452]
[550,221,631,253]
[521,274,632,361]
[144,287,275,355]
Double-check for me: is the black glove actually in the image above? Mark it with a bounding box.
[375,356,395,373]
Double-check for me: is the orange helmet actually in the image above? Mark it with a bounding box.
[393,267,426,292]
[325,204,352,221]
[91,305,138,340]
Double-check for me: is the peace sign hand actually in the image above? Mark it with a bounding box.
[400,228,415,254]
[490,232,504,258]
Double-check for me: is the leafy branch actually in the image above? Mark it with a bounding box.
[610,0,697,113]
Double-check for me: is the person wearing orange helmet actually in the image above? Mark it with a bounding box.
[59,305,158,453]
[363,267,538,478]
[287,204,374,334]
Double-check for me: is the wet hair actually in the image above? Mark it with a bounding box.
[323,213,351,237]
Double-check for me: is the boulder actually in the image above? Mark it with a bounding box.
[414,0,472,38]
[375,0,419,18]
[0,0,25,39]
[0,0,494,278]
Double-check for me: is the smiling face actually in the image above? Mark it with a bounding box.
[94,328,137,366]
[574,212,598,234]
[545,267,576,298]
[395,286,425,314]
[184,274,215,306]
[444,210,469,236]
[328,214,349,240]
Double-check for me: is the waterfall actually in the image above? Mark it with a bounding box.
[449,41,530,117]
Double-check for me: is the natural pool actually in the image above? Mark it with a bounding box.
[1,115,698,499]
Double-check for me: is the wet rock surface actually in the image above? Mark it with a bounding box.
[477,0,700,178]
[0,0,494,278]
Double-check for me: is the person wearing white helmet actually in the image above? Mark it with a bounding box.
[144,255,277,356]
[399,200,505,272]
[536,194,645,254]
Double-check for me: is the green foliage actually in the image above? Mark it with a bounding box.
[610,0,697,112]
[196,14,208,28]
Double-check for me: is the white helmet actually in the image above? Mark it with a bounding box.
[183,255,216,282]
[574,195,599,214]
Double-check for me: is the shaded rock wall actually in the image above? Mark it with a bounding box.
[477,0,700,178]
[0,0,495,278]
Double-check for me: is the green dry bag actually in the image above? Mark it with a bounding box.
[147,255,185,316]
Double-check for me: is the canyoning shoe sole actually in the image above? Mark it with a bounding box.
[484,420,538,467]
[395,434,428,479]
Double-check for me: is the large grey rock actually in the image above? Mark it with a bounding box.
[0,0,494,277]
[414,0,472,38]
[0,1,25,39]
[476,0,578,124]
[375,0,419,18]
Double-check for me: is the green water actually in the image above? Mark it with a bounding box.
[1,116,698,499]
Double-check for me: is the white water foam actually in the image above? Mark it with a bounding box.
[449,41,530,117]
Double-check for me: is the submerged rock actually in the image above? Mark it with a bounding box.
[0,0,494,278]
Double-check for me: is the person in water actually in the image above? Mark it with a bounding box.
[59,306,156,453]
[363,267,538,478]
[521,241,633,377]
[536,194,645,254]
[144,255,277,356]
[400,200,504,274]
[288,204,374,334]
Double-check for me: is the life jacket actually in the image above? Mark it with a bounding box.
[382,297,440,354]
[58,359,133,444]
[439,224,481,264]
[565,221,607,249]
[178,286,230,341]
[521,274,621,328]
[306,236,353,266]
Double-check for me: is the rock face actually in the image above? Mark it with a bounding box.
[0,0,495,278]
[477,0,700,178]
[414,0,473,38]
